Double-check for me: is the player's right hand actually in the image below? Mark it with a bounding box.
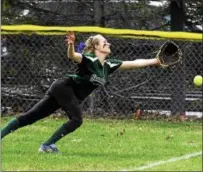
[65,31,75,45]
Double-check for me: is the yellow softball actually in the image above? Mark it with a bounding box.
[193,75,202,87]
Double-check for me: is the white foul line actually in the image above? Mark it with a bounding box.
[126,151,202,171]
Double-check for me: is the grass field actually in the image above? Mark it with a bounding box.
[1,116,202,171]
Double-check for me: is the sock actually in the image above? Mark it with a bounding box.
[44,120,81,145]
[44,124,68,145]
[1,118,20,139]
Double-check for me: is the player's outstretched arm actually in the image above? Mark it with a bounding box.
[118,58,160,70]
[65,31,82,63]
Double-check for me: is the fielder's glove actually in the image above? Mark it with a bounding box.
[156,41,182,68]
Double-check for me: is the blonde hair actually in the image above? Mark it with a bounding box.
[83,34,103,53]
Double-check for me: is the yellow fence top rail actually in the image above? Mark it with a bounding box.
[1,25,202,40]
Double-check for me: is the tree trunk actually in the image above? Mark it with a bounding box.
[170,0,186,117]
[93,0,104,26]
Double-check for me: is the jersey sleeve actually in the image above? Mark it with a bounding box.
[77,54,89,67]
[106,59,123,73]
[80,54,87,64]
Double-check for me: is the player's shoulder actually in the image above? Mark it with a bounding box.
[82,53,96,58]
[106,58,123,64]
[105,58,123,69]
[82,53,98,62]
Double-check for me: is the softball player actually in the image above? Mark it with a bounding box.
[1,32,160,153]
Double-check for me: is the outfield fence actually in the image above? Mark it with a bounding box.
[1,26,202,118]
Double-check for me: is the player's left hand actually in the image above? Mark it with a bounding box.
[156,41,182,68]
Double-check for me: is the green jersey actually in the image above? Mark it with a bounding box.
[68,53,123,87]
[65,53,122,101]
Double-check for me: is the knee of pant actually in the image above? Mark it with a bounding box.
[63,118,83,130]
[71,118,83,128]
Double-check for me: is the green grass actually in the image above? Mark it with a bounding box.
[1,117,202,171]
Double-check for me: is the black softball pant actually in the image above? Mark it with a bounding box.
[17,79,83,129]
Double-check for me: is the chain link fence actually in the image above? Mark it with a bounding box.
[1,33,202,119]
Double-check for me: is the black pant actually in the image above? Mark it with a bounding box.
[17,78,83,127]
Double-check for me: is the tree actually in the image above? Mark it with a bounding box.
[1,0,202,32]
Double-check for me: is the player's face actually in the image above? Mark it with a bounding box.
[96,36,111,55]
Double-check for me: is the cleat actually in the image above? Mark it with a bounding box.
[38,143,59,153]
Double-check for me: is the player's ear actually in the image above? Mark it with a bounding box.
[95,44,100,50]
